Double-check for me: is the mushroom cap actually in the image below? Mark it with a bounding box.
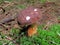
[17,6,42,25]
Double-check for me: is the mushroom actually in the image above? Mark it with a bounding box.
[17,6,43,36]
[17,6,43,26]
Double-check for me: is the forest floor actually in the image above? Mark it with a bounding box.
[0,0,60,45]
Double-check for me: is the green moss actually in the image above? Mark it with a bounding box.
[19,24,60,45]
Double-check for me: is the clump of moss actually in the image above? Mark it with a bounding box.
[19,24,60,45]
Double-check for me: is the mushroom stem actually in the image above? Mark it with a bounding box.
[27,24,38,37]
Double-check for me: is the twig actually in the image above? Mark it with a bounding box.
[43,21,52,30]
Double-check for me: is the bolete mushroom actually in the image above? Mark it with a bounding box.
[17,6,42,26]
[17,6,43,36]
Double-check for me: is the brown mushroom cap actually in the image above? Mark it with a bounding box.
[17,6,42,26]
